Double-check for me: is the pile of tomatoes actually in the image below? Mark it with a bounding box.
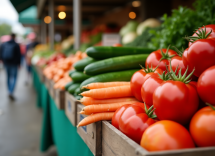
[112,24,215,151]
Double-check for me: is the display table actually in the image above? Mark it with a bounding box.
[33,67,93,156]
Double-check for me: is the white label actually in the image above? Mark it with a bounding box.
[102,33,121,46]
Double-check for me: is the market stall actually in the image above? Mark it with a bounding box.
[12,0,215,155]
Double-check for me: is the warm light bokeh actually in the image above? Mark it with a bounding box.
[58,12,66,19]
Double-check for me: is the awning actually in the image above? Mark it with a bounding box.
[10,0,36,13]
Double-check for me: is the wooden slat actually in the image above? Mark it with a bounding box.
[102,121,215,156]
[65,92,77,126]
[54,89,65,110]
[77,104,102,156]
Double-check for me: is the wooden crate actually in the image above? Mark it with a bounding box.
[44,77,50,89]
[77,104,102,156]
[36,66,45,83]
[54,89,65,110]
[102,121,215,156]
[65,92,77,126]
[49,80,55,99]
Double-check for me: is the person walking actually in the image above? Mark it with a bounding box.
[0,33,21,100]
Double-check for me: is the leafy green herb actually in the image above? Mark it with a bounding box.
[148,0,215,49]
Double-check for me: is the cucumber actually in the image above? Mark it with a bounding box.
[84,54,147,75]
[71,71,91,83]
[68,70,76,77]
[73,57,97,71]
[75,95,83,100]
[74,87,82,95]
[86,46,154,59]
[65,81,74,91]
[80,69,138,89]
[68,83,81,94]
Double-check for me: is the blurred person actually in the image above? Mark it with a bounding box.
[0,33,21,100]
[25,32,39,84]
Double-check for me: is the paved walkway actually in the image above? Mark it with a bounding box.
[0,66,57,156]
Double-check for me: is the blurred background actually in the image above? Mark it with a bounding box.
[0,0,214,156]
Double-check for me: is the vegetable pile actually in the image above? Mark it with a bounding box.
[76,24,215,152]
[112,24,215,151]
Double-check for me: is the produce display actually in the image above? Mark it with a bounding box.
[75,24,215,152]
[33,0,215,154]
[42,51,86,90]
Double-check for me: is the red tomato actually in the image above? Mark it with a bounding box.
[189,24,215,47]
[170,54,197,81]
[145,48,177,71]
[112,43,122,47]
[130,68,163,101]
[185,39,215,77]
[153,80,199,125]
[190,106,215,147]
[197,66,215,105]
[141,73,167,106]
[112,102,145,129]
[141,120,195,151]
[113,103,156,143]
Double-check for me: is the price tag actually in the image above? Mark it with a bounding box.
[80,114,87,132]
[102,33,121,46]
[68,101,72,112]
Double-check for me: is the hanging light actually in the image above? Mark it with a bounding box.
[57,5,66,11]
[132,1,141,7]
[44,16,52,24]
[129,12,136,19]
[58,12,66,19]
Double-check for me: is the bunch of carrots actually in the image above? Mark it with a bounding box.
[77,82,139,127]
[43,51,87,90]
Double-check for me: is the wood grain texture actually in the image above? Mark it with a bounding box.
[65,92,77,126]
[77,104,102,156]
[54,89,65,110]
[102,121,215,156]
[49,80,55,99]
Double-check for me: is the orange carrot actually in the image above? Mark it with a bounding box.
[81,85,133,99]
[77,112,114,127]
[79,97,139,106]
[81,102,138,114]
[82,82,130,89]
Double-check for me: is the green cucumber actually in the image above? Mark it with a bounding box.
[73,57,97,71]
[75,95,83,100]
[86,46,154,59]
[84,54,147,75]
[68,83,81,94]
[68,70,76,77]
[80,69,138,89]
[71,71,91,83]
[65,81,74,91]
[74,87,82,95]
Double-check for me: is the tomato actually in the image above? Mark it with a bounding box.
[197,66,215,105]
[141,73,168,106]
[185,39,215,77]
[153,80,199,125]
[112,102,145,129]
[145,48,177,71]
[190,105,215,147]
[141,120,195,151]
[113,103,156,143]
[130,68,163,101]
[112,43,122,47]
[189,24,215,47]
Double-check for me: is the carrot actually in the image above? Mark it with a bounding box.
[81,102,138,114]
[80,85,133,99]
[82,82,130,89]
[79,111,92,115]
[77,112,114,127]
[79,97,139,106]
